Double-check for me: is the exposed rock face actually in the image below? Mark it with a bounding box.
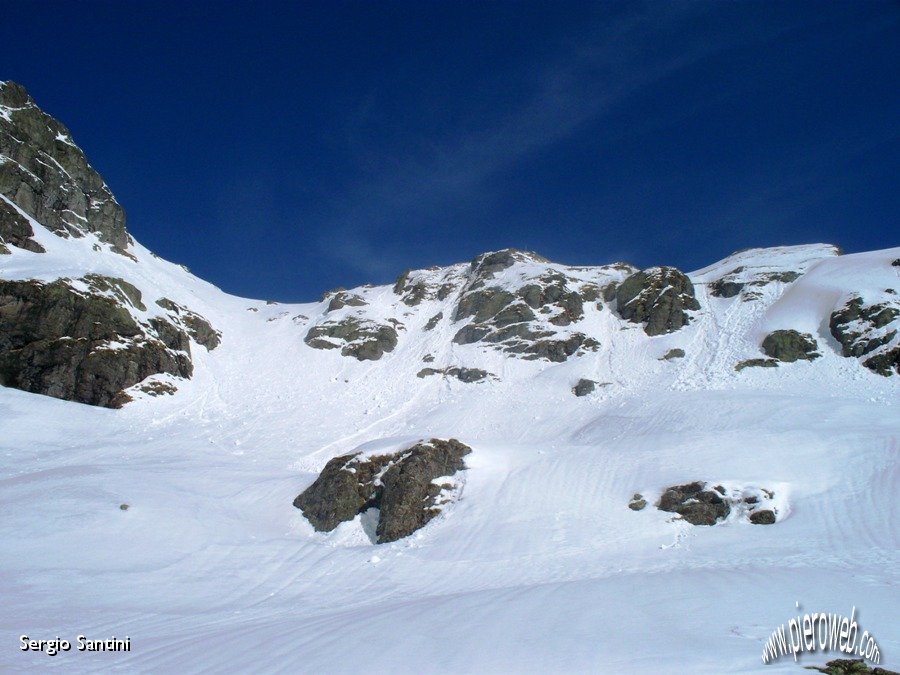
[657,481,730,525]
[735,358,779,372]
[660,348,685,361]
[572,378,596,397]
[616,267,700,336]
[0,278,192,407]
[709,267,801,300]
[293,438,472,543]
[155,298,221,350]
[0,198,44,252]
[417,366,491,383]
[305,317,399,361]
[326,291,366,312]
[450,256,603,362]
[830,296,900,376]
[761,329,821,362]
[0,81,130,253]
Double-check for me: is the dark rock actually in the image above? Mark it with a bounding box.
[454,287,517,323]
[0,81,130,252]
[660,348,685,360]
[326,291,366,312]
[710,279,744,298]
[657,481,730,525]
[155,297,221,350]
[0,278,192,407]
[893,259,900,267]
[761,329,821,362]
[616,267,700,336]
[293,438,472,543]
[628,494,647,511]
[422,353,435,363]
[423,312,443,331]
[469,249,547,281]
[809,658,898,674]
[830,296,899,376]
[0,198,44,252]
[417,366,491,383]
[305,318,398,361]
[749,509,776,525]
[119,504,129,511]
[573,378,596,397]
[735,358,779,371]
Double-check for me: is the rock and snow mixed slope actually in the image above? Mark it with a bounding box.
[1,81,898,673]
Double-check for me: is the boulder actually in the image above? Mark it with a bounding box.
[660,348,685,360]
[293,438,472,543]
[657,481,729,525]
[616,267,700,336]
[761,329,821,362]
[572,378,596,397]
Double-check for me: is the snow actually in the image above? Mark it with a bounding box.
[1,231,898,673]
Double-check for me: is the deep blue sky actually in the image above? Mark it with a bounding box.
[3,1,898,301]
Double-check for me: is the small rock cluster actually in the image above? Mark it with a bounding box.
[630,481,778,526]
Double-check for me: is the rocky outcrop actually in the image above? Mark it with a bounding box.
[325,291,366,312]
[0,197,44,252]
[761,329,821,362]
[450,261,601,362]
[0,278,192,407]
[155,298,221,350]
[653,482,778,525]
[305,317,399,361]
[809,658,899,675]
[0,81,130,253]
[616,267,700,336]
[709,267,801,300]
[657,482,730,525]
[417,366,491,383]
[293,438,472,543]
[735,358,778,371]
[830,296,899,376]
[660,348,685,361]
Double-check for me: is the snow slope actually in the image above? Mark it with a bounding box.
[1,216,898,674]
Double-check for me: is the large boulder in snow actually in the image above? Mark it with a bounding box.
[616,267,700,336]
[0,81,130,253]
[829,295,900,376]
[761,329,821,362]
[294,438,472,543]
[0,277,192,407]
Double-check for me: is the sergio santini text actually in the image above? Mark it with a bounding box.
[20,634,131,655]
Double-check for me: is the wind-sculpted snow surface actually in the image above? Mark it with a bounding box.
[0,82,899,672]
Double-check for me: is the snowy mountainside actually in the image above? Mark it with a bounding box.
[1,81,899,673]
